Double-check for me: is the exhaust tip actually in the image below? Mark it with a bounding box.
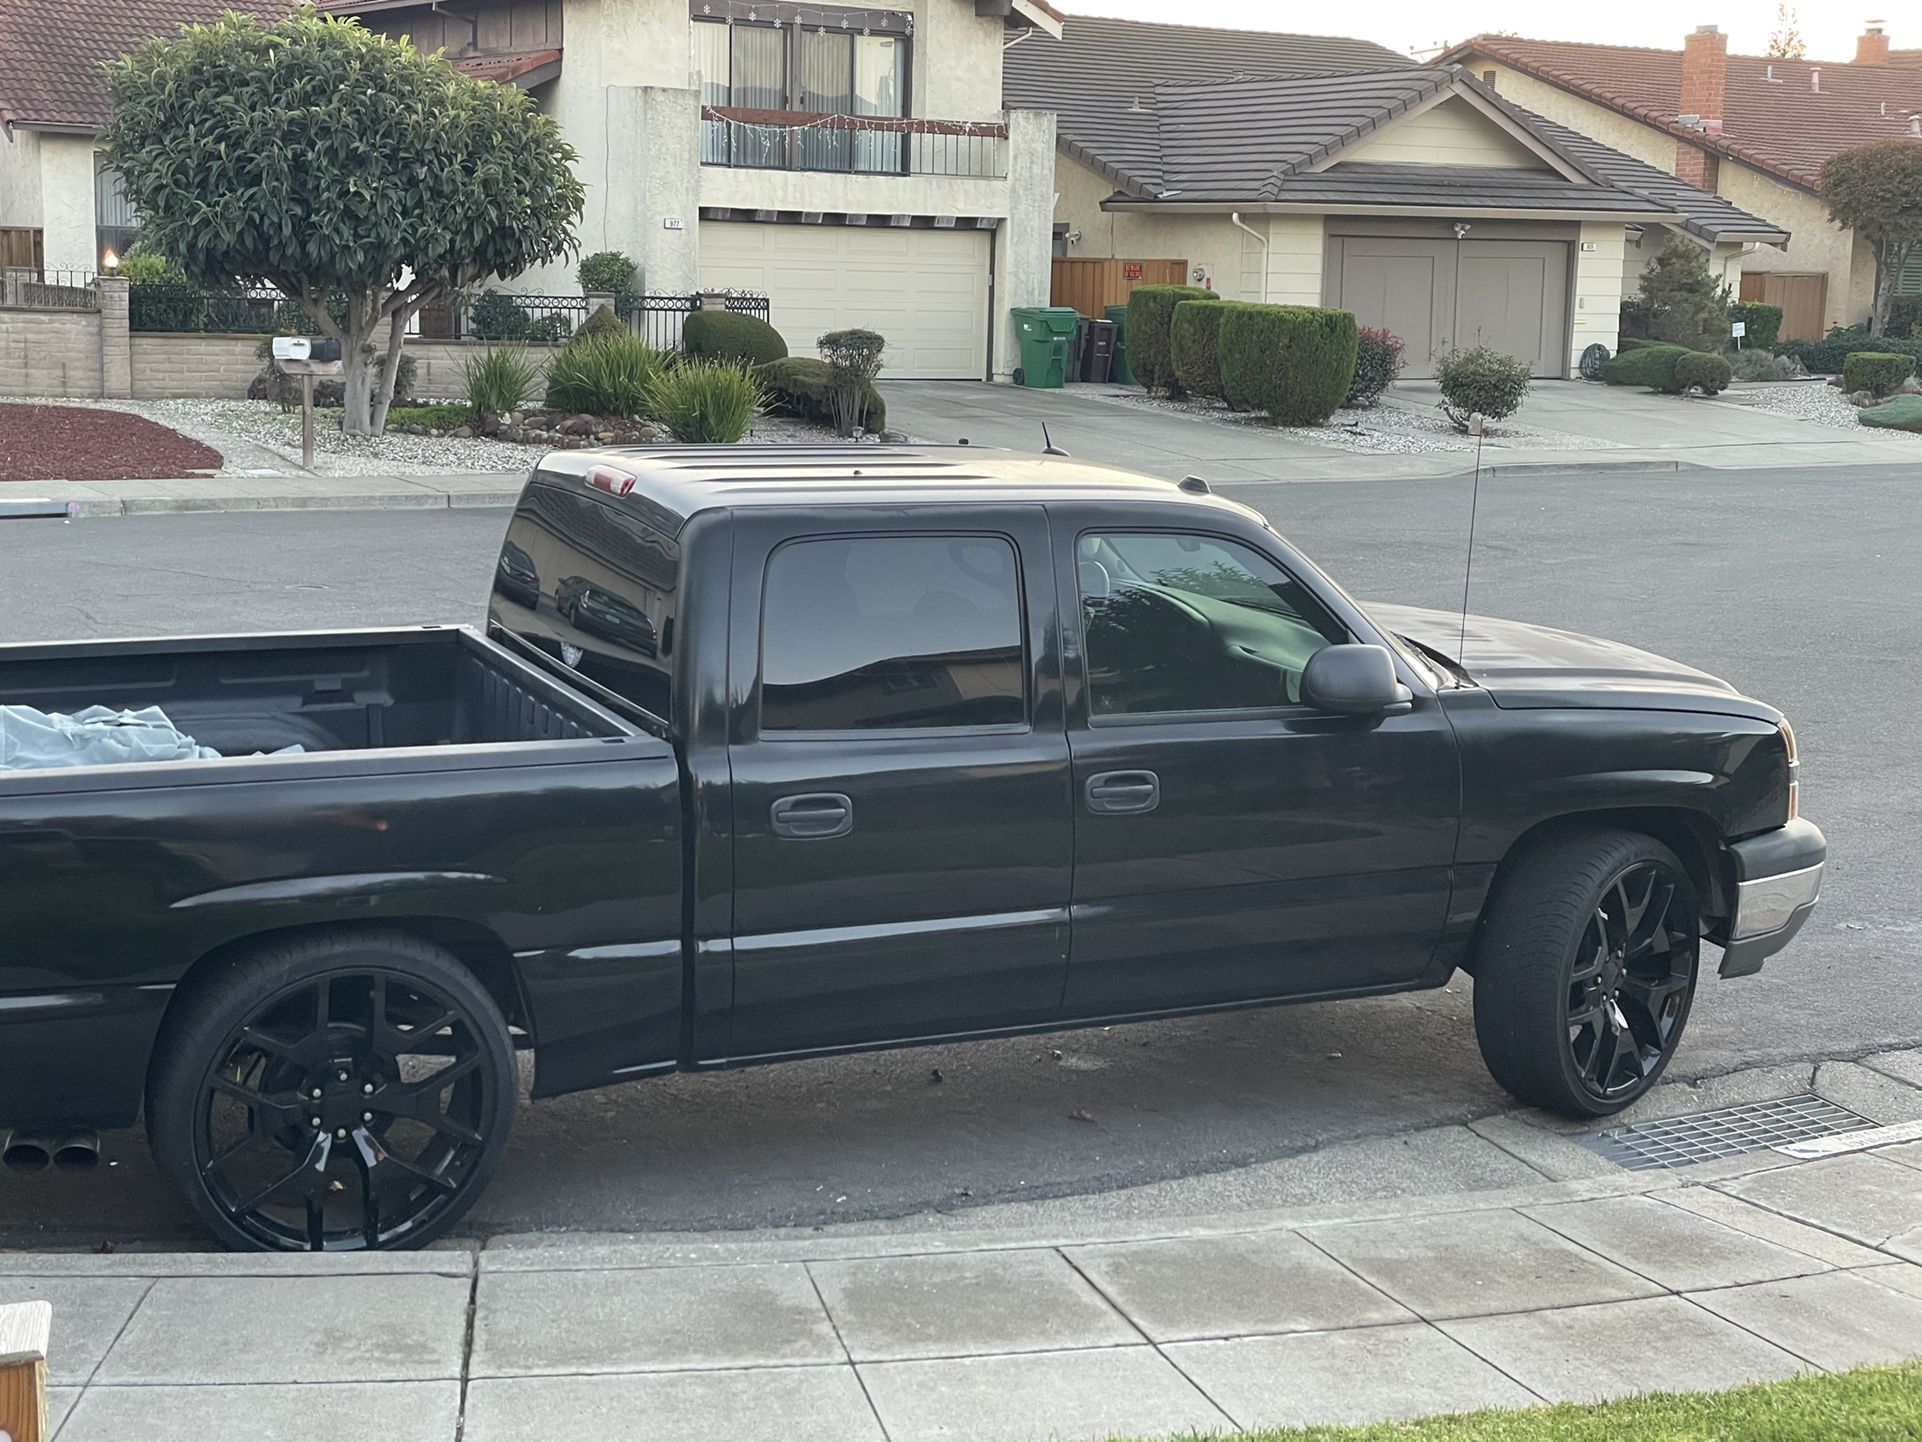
[2,1133,53,1173]
[52,1133,101,1172]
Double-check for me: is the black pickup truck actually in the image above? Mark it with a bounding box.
[0,446,1824,1252]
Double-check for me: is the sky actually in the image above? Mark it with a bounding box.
[1054,1,1897,63]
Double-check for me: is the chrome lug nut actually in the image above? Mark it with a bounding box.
[362,1082,375,1095]
[337,1070,350,1083]
[310,1088,323,1100]
[335,1128,348,1140]
[310,1117,321,1128]
[361,1112,373,1123]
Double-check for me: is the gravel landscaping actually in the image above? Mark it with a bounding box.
[0,402,223,481]
[26,397,854,477]
[1730,378,1918,433]
[1080,386,1602,455]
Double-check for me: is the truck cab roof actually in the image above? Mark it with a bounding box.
[533,445,1252,535]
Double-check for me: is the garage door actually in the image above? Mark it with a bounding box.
[699,222,991,380]
[1330,236,1569,378]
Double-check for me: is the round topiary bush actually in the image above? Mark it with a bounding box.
[1600,343,1690,392]
[1435,345,1530,431]
[1169,299,1229,400]
[1673,351,1734,395]
[578,250,638,296]
[1345,326,1406,408]
[1841,350,1916,399]
[1216,303,1358,425]
[683,310,789,366]
[1124,284,1214,394]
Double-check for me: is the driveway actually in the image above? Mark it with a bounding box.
[880,379,1922,481]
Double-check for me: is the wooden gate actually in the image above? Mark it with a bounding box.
[1741,272,1828,341]
[1050,258,1190,317]
[0,228,45,275]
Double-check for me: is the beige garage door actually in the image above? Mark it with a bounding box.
[1330,236,1569,378]
[699,222,991,380]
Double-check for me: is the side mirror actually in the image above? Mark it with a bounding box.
[1301,645,1414,717]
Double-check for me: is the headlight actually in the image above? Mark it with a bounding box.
[1778,719,1799,821]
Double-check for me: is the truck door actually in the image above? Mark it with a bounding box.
[1054,507,1461,1016]
[722,505,1072,1059]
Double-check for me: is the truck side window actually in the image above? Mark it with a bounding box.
[1077,532,1346,716]
[761,535,1026,732]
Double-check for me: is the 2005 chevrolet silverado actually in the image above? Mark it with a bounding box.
[0,447,1825,1251]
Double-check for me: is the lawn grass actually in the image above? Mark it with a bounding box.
[385,403,474,430]
[1119,1361,1922,1442]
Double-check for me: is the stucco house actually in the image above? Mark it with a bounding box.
[1442,25,1922,338]
[0,0,1064,381]
[1008,17,1787,379]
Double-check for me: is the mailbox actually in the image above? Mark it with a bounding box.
[272,334,343,377]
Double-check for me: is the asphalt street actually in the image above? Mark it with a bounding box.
[1,461,1916,1247]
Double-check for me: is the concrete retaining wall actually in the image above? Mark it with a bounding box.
[407,339,568,400]
[130,333,266,399]
[0,306,104,397]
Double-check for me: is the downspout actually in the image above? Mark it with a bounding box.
[1230,212,1267,303]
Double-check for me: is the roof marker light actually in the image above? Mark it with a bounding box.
[586,465,636,497]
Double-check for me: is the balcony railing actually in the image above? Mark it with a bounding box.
[701,107,1008,180]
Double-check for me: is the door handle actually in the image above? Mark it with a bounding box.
[1086,770,1160,815]
[770,792,853,840]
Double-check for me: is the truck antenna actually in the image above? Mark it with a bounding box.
[1458,427,1486,664]
[1041,424,1070,458]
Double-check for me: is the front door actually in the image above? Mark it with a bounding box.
[724,506,1073,1058]
[1055,512,1461,1018]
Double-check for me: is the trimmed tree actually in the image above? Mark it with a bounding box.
[1168,299,1228,400]
[1820,141,1922,337]
[1639,236,1727,353]
[1125,284,1214,394]
[102,11,583,435]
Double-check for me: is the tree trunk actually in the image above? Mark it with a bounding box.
[370,312,408,438]
[340,341,377,435]
[1870,240,1896,337]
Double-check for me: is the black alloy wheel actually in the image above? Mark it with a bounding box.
[1472,829,1701,1118]
[1565,861,1696,1102]
[149,933,516,1252]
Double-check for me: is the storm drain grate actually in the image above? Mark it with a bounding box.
[1579,1093,1876,1171]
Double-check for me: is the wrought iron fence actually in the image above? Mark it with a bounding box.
[127,283,285,333]
[3,268,99,310]
[700,108,1008,179]
[415,291,591,343]
[628,293,772,352]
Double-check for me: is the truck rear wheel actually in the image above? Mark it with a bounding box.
[1471,830,1700,1118]
[147,930,517,1252]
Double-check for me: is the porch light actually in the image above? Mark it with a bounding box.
[101,249,120,271]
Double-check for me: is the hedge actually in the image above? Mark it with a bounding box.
[1217,302,1358,425]
[1776,327,1922,375]
[1673,351,1733,395]
[1600,343,1691,392]
[1125,284,1214,394]
[1857,394,1922,431]
[754,357,886,432]
[1841,351,1915,398]
[1888,296,1922,340]
[1169,299,1229,400]
[1729,301,1783,351]
[683,310,788,365]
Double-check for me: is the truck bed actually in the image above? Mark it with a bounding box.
[0,625,631,765]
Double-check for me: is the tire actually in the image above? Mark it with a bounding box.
[1471,829,1700,1118]
[147,929,517,1252]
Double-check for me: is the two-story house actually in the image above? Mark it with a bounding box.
[324,0,1062,379]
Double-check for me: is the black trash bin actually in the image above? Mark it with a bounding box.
[1080,319,1118,385]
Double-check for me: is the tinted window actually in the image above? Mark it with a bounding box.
[489,482,677,719]
[762,535,1025,732]
[1077,532,1345,716]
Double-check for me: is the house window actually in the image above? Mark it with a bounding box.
[94,155,140,270]
[695,7,909,173]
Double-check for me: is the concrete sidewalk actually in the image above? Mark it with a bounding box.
[8,1130,1922,1442]
[5,470,527,519]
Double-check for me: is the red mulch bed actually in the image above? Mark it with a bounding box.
[0,403,223,482]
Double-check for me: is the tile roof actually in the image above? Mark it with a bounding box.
[0,0,280,132]
[1446,34,1922,190]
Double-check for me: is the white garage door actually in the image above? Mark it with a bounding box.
[699,222,990,380]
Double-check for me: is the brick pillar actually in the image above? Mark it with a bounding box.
[1679,25,1727,126]
[1675,145,1720,192]
[95,275,131,399]
[1857,26,1891,64]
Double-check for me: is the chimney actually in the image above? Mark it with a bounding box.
[1858,25,1891,65]
[1811,67,1821,92]
[1676,25,1726,191]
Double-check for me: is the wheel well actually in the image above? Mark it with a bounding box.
[1461,808,1730,976]
[150,918,531,1084]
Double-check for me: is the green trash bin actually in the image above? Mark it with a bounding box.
[1011,306,1080,388]
[1105,303,1136,386]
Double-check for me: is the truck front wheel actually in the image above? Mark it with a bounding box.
[147,930,518,1252]
[1471,830,1700,1118]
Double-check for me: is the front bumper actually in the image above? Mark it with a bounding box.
[1718,817,1826,978]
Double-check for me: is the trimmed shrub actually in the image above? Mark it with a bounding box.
[469,289,533,341]
[465,343,541,414]
[1345,326,1405,408]
[578,250,638,296]
[1168,299,1228,400]
[387,403,473,430]
[683,310,788,366]
[1673,351,1733,395]
[1125,284,1214,394]
[1729,301,1783,351]
[1618,296,1651,341]
[818,327,887,435]
[1732,348,1798,381]
[1842,350,1916,398]
[1436,345,1529,431]
[648,359,763,443]
[1776,326,1922,375]
[574,303,627,344]
[1857,394,1922,431]
[1887,295,1922,340]
[754,357,887,433]
[1618,337,1652,352]
[1601,342,1690,392]
[527,312,573,344]
[1216,303,1357,425]
[544,333,666,416]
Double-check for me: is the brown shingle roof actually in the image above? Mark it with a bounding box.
[0,0,280,133]
[1445,34,1922,191]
